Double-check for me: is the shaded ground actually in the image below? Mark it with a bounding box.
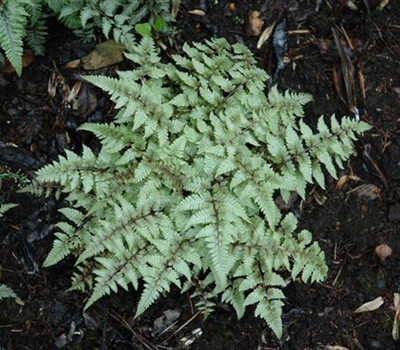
[1,1,400,349]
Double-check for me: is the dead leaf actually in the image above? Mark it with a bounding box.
[180,328,202,347]
[15,298,25,306]
[345,0,359,10]
[288,29,310,35]
[335,174,360,190]
[332,27,357,115]
[347,183,381,201]
[377,0,389,10]
[188,9,205,16]
[354,296,384,313]
[313,190,327,206]
[171,0,181,18]
[332,64,347,105]
[375,244,392,262]
[247,10,264,36]
[358,70,366,100]
[64,59,81,69]
[393,293,400,340]
[257,20,276,49]
[322,346,349,350]
[78,83,97,118]
[82,40,125,70]
[66,81,82,104]
[152,309,181,336]
[47,71,58,98]
[274,192,298,211]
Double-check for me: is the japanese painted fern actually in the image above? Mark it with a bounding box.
[28,38,370,338]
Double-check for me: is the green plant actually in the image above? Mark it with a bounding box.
[0,203,18,301]
[0,166,28,189]
[0,165,24,216]
[0,283,17,300]
[0,0,173,75]
[48,0,172,47]
[0,0,48,75]
[28,38,370,337]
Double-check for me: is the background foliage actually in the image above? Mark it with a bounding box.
[0,0,172,75]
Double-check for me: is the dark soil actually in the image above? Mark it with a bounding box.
[1,1,400,349]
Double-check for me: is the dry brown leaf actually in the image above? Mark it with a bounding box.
[171,0,181,18]
[247,10,264,36]
[375,243,392,262]
[188,9,205,16]
[335,174,361,190]
[313,191,327,206]
[347,183,381,201]
[47,71,58,98]
[15,298,25,306]
[332,64,347,105]
[64,58,81,69]
[377,0,389,10]
[358,70,366,100]
[256,20,276,49]
[66,81,82,103]
[322,346,349,350]
[345,0,359,10]
[82,40,125,70]
[354,296,384,313]
[393,293,400,340]
[78,83,97,118]
[332,27,357,115]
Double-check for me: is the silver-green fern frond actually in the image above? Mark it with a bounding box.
[0,283,17,300]
[28,37,371,338]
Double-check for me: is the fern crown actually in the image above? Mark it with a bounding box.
[28,37,370,338]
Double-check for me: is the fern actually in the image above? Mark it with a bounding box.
[0,0,173,75]
[0,203,18,301]
[27,38,371,338]
[0,0,28,76]
[0,283,17,300]
[0,203,18,217]
[48,0,173,48]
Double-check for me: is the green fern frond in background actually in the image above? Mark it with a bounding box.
[0,283,17,300]
[0,0,174,75]
[0,0,28,76]
[28,38,371,338]
[0,203,18,218]
[0,203,18,301]
[47,0,173,46]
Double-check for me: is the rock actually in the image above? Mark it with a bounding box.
[388,203,400,222]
